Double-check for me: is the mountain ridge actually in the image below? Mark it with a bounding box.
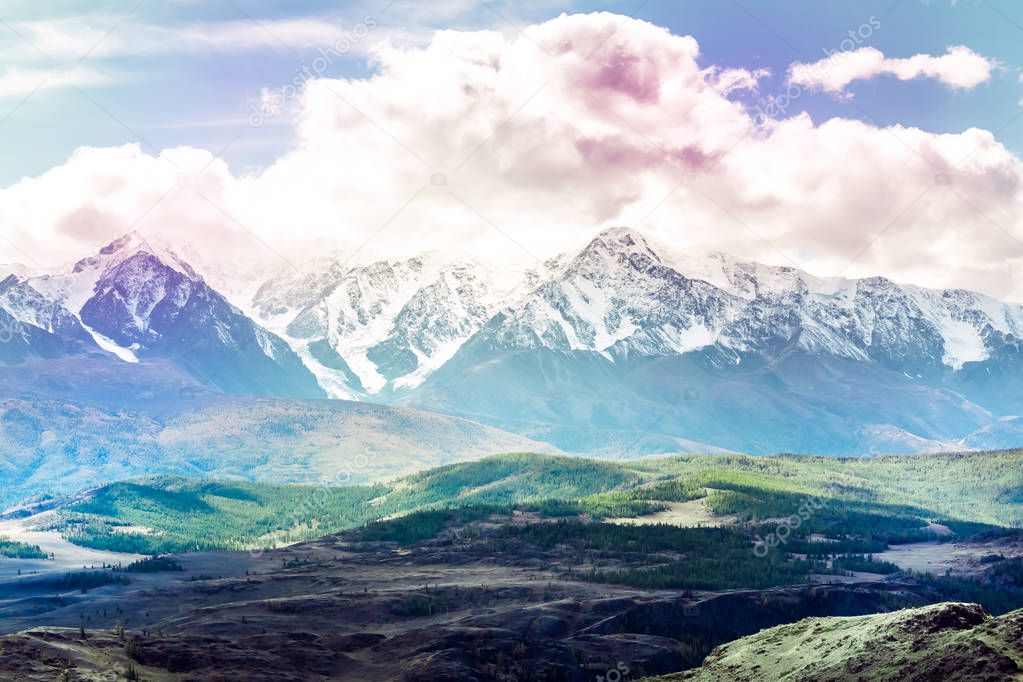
[4,226,1023,455]
[250,226,1023,399]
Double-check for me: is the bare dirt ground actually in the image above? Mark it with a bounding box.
[875,536,1023,577]
[0,517,945,681]
[1,506,1018,680]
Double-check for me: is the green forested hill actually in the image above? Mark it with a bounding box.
[631,450,1023,527]
[51,449,1023,554]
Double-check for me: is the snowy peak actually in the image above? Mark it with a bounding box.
[484,231,738,356]
[73,230,198,281]
[574,227,662,273]
[462,228,1023,376]
[0,231,324,397]
[904,286,1023,370]
[255,252,525,396]
[586,226,660,257]
[0,274,79,335]
[24,231,214,360]
[251,250,349,321]
[0,273,107,366]
[81,250,198,348]
[31,230,200,320]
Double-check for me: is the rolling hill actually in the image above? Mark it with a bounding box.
[0,397,557,509]
[658,603,1023,682]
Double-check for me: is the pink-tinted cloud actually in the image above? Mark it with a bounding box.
[0,13,1021,305]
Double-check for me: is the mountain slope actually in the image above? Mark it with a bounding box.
[23,232,324,398]
[663,603,1023,682]
[0,394,558,507]
[0,275,104,365]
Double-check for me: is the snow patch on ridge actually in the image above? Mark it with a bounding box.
[392,337,465,390]
[937,318,988,370]
[663,323,718,354]
[81,322,139,363]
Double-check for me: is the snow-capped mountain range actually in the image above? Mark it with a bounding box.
[3,227,1023,455]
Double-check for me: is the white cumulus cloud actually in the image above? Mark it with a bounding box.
[1,13,1022,304]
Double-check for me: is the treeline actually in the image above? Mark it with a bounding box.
[60,478,390,554]
[124,556,184,573]
[499,520,823,590]
[0,536,47,559]
[832,554,900,574]
[357,506,500,544]
[906,570,1023,616]
[35,571,130,594]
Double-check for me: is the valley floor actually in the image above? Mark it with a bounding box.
[0,513,146,583]
[0,509,1003,682]
[2,449,1023,680]
[874,537,1023,577]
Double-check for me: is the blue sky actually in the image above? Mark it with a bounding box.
[1,0,1022,186]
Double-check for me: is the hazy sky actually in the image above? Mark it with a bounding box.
[2,0,1023,300]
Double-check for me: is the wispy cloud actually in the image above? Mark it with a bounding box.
[0,16,366,61]
[0,65,108,98]
[788,45,994,97]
